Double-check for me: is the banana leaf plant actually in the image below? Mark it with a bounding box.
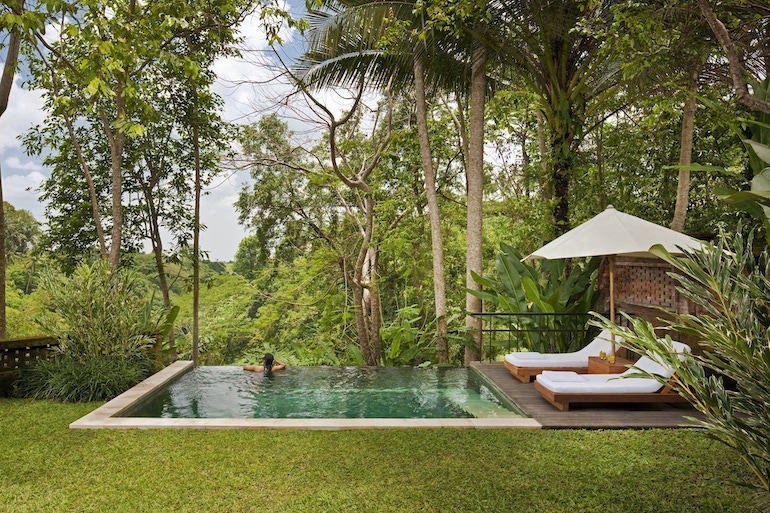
[716,140,770,242]
[716,77,770,243]
[471,243,601,353]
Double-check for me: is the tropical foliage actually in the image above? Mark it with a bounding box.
[595,229,770,493]
[717,78,770,242]
[0,1,767,376]
[35,261,165,362]
[13,354,152,402]
[1,0,770,507]
[14,261,174,401]
[471,243,601,354]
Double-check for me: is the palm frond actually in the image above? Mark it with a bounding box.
[295,0,473,95]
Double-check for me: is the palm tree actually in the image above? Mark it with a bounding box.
[296,0,488,364]
[463,34,487,364]
[489,0,624,234]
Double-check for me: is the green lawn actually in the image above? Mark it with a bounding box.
[0,399,763,512]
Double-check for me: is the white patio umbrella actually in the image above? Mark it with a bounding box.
[525,205,704,352]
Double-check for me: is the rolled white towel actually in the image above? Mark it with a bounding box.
[510,352,545,360]
[541,370,585,382]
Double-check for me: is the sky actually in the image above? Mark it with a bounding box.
[0,5,316,262]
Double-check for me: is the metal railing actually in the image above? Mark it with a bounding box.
[471,312,604,362]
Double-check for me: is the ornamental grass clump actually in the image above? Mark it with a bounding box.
[13,354,152,402]
[15,261,162,402]
[596,229,770,496]
[37,261,158,361]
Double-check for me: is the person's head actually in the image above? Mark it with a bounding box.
[262,353,274,370]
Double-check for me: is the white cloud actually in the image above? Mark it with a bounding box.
[4,156,44,172]
[0,72,46,153]
[0,165,47,221]
[204,8,308,260]
[199,172,249,261]
[0,62,48,224]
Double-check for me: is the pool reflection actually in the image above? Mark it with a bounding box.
[120,366,525,419]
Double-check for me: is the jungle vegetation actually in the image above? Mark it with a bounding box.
[1,0,767,368]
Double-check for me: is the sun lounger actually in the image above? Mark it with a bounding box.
[533,341,691,411]
[503,329,621,382]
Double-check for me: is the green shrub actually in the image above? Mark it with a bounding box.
[380,305,438,366]
[27,260,171,401]
[14,354,152,402]
[36,260,163,361]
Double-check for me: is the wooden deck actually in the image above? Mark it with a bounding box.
[472,362,703,429]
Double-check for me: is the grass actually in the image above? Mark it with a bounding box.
[0,398,764,513]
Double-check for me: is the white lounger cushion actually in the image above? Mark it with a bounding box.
[535,371,663,394]
[504,329,618,368]
[535,341,691,394]
[632,340,691,377]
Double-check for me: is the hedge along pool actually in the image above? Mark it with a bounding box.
[120,366,525,419]
[70,361,541,429]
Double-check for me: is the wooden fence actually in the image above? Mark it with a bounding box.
[0,336,59,395]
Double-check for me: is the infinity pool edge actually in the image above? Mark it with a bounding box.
[69,361,542,430]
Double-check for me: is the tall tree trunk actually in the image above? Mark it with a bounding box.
[140,179,175,353]
[301,81,390,365]
[192,122,201,366]
[0,5,20,114]
[353,263,372,364]
[98,86,126,271]
[552,157,571,235]
[414,57,449,364]
[144,190,172,310]
[352,280,372,364]
[63,112,108,257]
[551,91,573,236]
[464,39,487,365]
[149,220,176,357]
[0,8,21,338]
[353,195,379,365]
[44,51,109,257]
[136,162,173,313]
[671,67,700,232]
[109,96,126,271]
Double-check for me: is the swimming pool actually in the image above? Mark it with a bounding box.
[70,361,541,429]
[119,365,525,419]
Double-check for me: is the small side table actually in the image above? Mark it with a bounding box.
[587,356,633,374]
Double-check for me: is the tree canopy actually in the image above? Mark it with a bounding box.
[1,0,768,369]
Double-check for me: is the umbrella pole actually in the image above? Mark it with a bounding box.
[609,255,616,354]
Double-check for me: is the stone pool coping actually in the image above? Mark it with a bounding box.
[69,361,542,430]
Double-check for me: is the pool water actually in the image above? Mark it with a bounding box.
[119,366,526,419]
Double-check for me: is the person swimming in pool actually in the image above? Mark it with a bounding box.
[243,353,286,373]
